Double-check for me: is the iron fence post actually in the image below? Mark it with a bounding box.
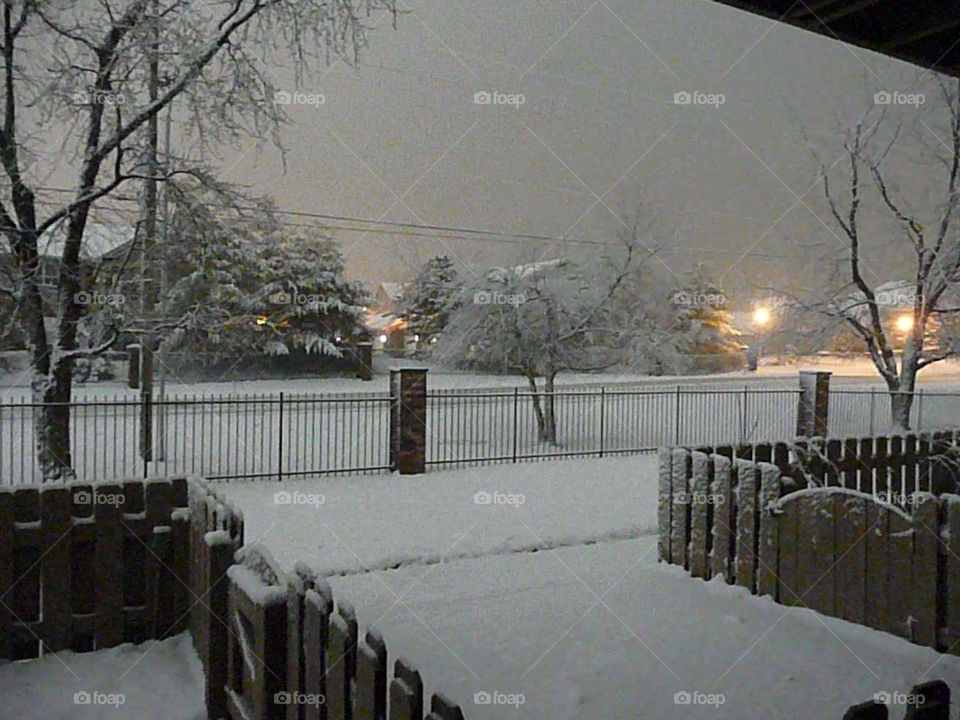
[741,385,748,444]
[869,388,876,436]
[917,388,924,430]
[278,392,284,482]
[674,385,681,446]
[512,387,519,463]
[599,387,605,458]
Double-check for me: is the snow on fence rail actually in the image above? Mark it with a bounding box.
[0,477,191,660]
[658,443,960,653]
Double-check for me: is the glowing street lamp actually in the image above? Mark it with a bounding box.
[753,306,772,327]
[895,314,915,333]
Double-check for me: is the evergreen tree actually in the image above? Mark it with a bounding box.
[402,255,462,345]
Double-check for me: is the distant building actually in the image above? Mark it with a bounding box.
[366,281,409,354]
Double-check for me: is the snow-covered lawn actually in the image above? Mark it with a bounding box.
[0,633,205,720]
[225,456,660,576]
[329,538,960,720]
[224,455,960,719]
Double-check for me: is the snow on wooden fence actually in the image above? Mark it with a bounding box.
[187,479,466,720]
[0,476,190,660]
[659,444,960,652]
[672,430,960,500]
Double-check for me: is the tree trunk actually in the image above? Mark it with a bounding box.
[526,373,547,441]
[890,390,913,431]
[33,359,75,481]
[890,335,921,431]
[542,372,557,445]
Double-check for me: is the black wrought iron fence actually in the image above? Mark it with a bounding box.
[426,387,802,467]
[0,392,392,485]
[5,383,960,485]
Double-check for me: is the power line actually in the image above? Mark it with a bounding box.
[27,184,811,259]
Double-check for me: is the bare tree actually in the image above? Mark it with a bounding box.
[810,78,960,429]
[442,218,650,444]
[0,0,395,479]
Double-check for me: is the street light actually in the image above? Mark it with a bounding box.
[753,306,772,327]
[895,314,915,333]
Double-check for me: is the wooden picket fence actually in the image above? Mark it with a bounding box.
[0,477,190,660]
[679,431,960,500]
[659,444,960,652]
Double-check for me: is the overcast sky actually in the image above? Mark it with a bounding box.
[55,0,936,296]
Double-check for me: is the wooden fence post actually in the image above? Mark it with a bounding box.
[843,701,888,719]
[710,454,735,583]
[670,448,691,569]
[203,531,237,720]
[757,463,781,600]
[911,493,940,648]
[904,680,950,720]
[355,630,387,720]
[658,449,673,563]
[389,659,424,720]
[40,486,72,653]
[689,451,711,579]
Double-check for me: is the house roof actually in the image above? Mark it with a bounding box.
[708,1,960,77]
[0,221,135,260]
[380,282,406,303]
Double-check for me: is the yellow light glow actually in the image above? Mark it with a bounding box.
[256,316,267,326]
[753,307,771,327]
[895,314,915,332]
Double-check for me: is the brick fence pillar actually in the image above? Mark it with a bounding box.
[796,370,831,437]
[390,367,427,475]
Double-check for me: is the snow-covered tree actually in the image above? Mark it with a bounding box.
[401,255,462,348]
[0,0,395,478]
[670,267,744,373]
[442,223,648,444]
[800,77,960,429]
[256,231,369,358]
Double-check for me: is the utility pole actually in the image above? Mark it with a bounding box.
[139,0,160,467]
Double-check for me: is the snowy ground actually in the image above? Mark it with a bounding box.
[226,456,660,576]
[0,633,205,720]
[330,538,960,720]
[5,352,960,397]
[223,456,960,719]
